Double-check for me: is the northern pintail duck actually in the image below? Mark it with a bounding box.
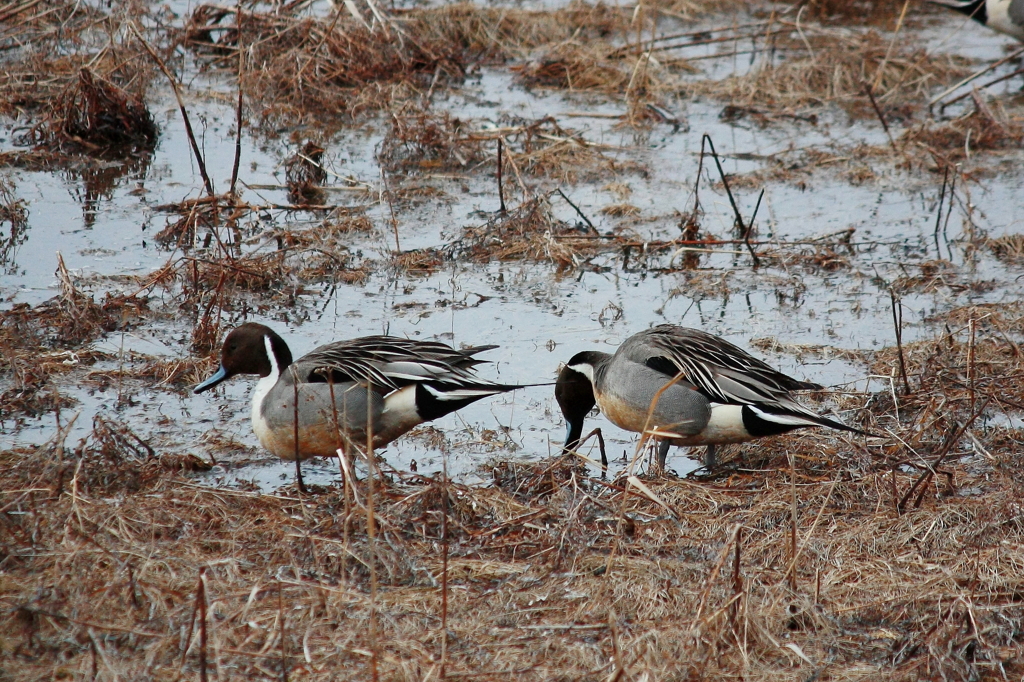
[929,0,1024,40]
[195,323,523,487]
[555,325,864,470]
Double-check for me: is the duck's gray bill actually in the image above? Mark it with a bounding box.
[194,365,228,393]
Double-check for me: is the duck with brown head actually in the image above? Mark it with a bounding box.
[196,323,524,490]
[929,0,1024,40]
[555,325,868,471]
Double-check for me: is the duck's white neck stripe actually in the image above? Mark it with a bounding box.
[264,334,281,382]
[567,362,596,384]
[252,334,281,426]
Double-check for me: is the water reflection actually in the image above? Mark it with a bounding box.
[0,176,29,274]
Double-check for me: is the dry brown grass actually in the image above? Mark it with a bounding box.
[3,357,1024,680]
[986,234,1024,265]
[688,26,970,113]
[870,302,1024,419]
[0,0,155,118]
[184,2,641,126]
[902,102,1024,164]
[381,112,486,173]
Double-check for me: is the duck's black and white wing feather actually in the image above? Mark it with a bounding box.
[297,336,516,398]
[623,325,863,433]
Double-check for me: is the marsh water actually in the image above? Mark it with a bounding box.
[3,3,1023,488]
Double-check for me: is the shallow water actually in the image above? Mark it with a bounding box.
[3,5,1023,488]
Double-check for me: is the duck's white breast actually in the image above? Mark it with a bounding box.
[251,372,279,451]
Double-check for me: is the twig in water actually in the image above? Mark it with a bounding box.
[691,134,707,219]
[864,84,898,155]
[230,2,243,197]
[889,290,911,396]
[744,188,764,268]
[702,135,761,266]
[933,165,949,260]
[130,23,215,197]
[556,188,597,235]
[497,139,506,214]
[942,169,958,250]
[380,167,400,253]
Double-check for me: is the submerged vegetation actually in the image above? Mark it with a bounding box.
[2,0,1024,679]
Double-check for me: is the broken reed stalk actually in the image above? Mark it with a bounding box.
[379,168,401,253]
[871,0,911,92]
[229,1,243,197]
[605,371,687,575]
[702,134,760,267]
[291,368,306,493]
[788,451,797,592]
[931,45,1024,107]
[440,454,449,679]
[896,399,990,513]
[278,579,288,682]
[933,165,949,260]
[197,568,208,682]
[689,524,743,631]
[567,427,608,474]
[556,188,597,235]
[729,528,742,635]
[889,290,911,396]
[497,138,506,214]
[783,476,839,589]
[864,84,898,155]
[609,609,624,678]
[942,65,1024,107]
[968,318,976,415]
[130,23,215,197]
[366,380,379,682]
[324,374,353,584]
[179,568,200,672]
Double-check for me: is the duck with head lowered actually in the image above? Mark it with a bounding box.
[929,0,1024,41]
[195,323,524,489]
[555,325,868,471]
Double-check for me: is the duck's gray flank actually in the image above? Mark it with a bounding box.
[195,323,524,488]
[556,324,866,470]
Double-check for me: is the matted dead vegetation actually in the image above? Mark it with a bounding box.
[3,350,1024,679]
[870,302,1024,421]
[687,24,970,113]
[183,2,642,126]
[381,112,486,172]
[902,99,1024,164]
[5,0,1024,677]
[0,0,156,117]
[26,68,157,155]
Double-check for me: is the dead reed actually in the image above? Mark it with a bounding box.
[3,357,1023,680]
[687,25,969,113]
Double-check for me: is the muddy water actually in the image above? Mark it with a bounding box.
[3,8,1023,488]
